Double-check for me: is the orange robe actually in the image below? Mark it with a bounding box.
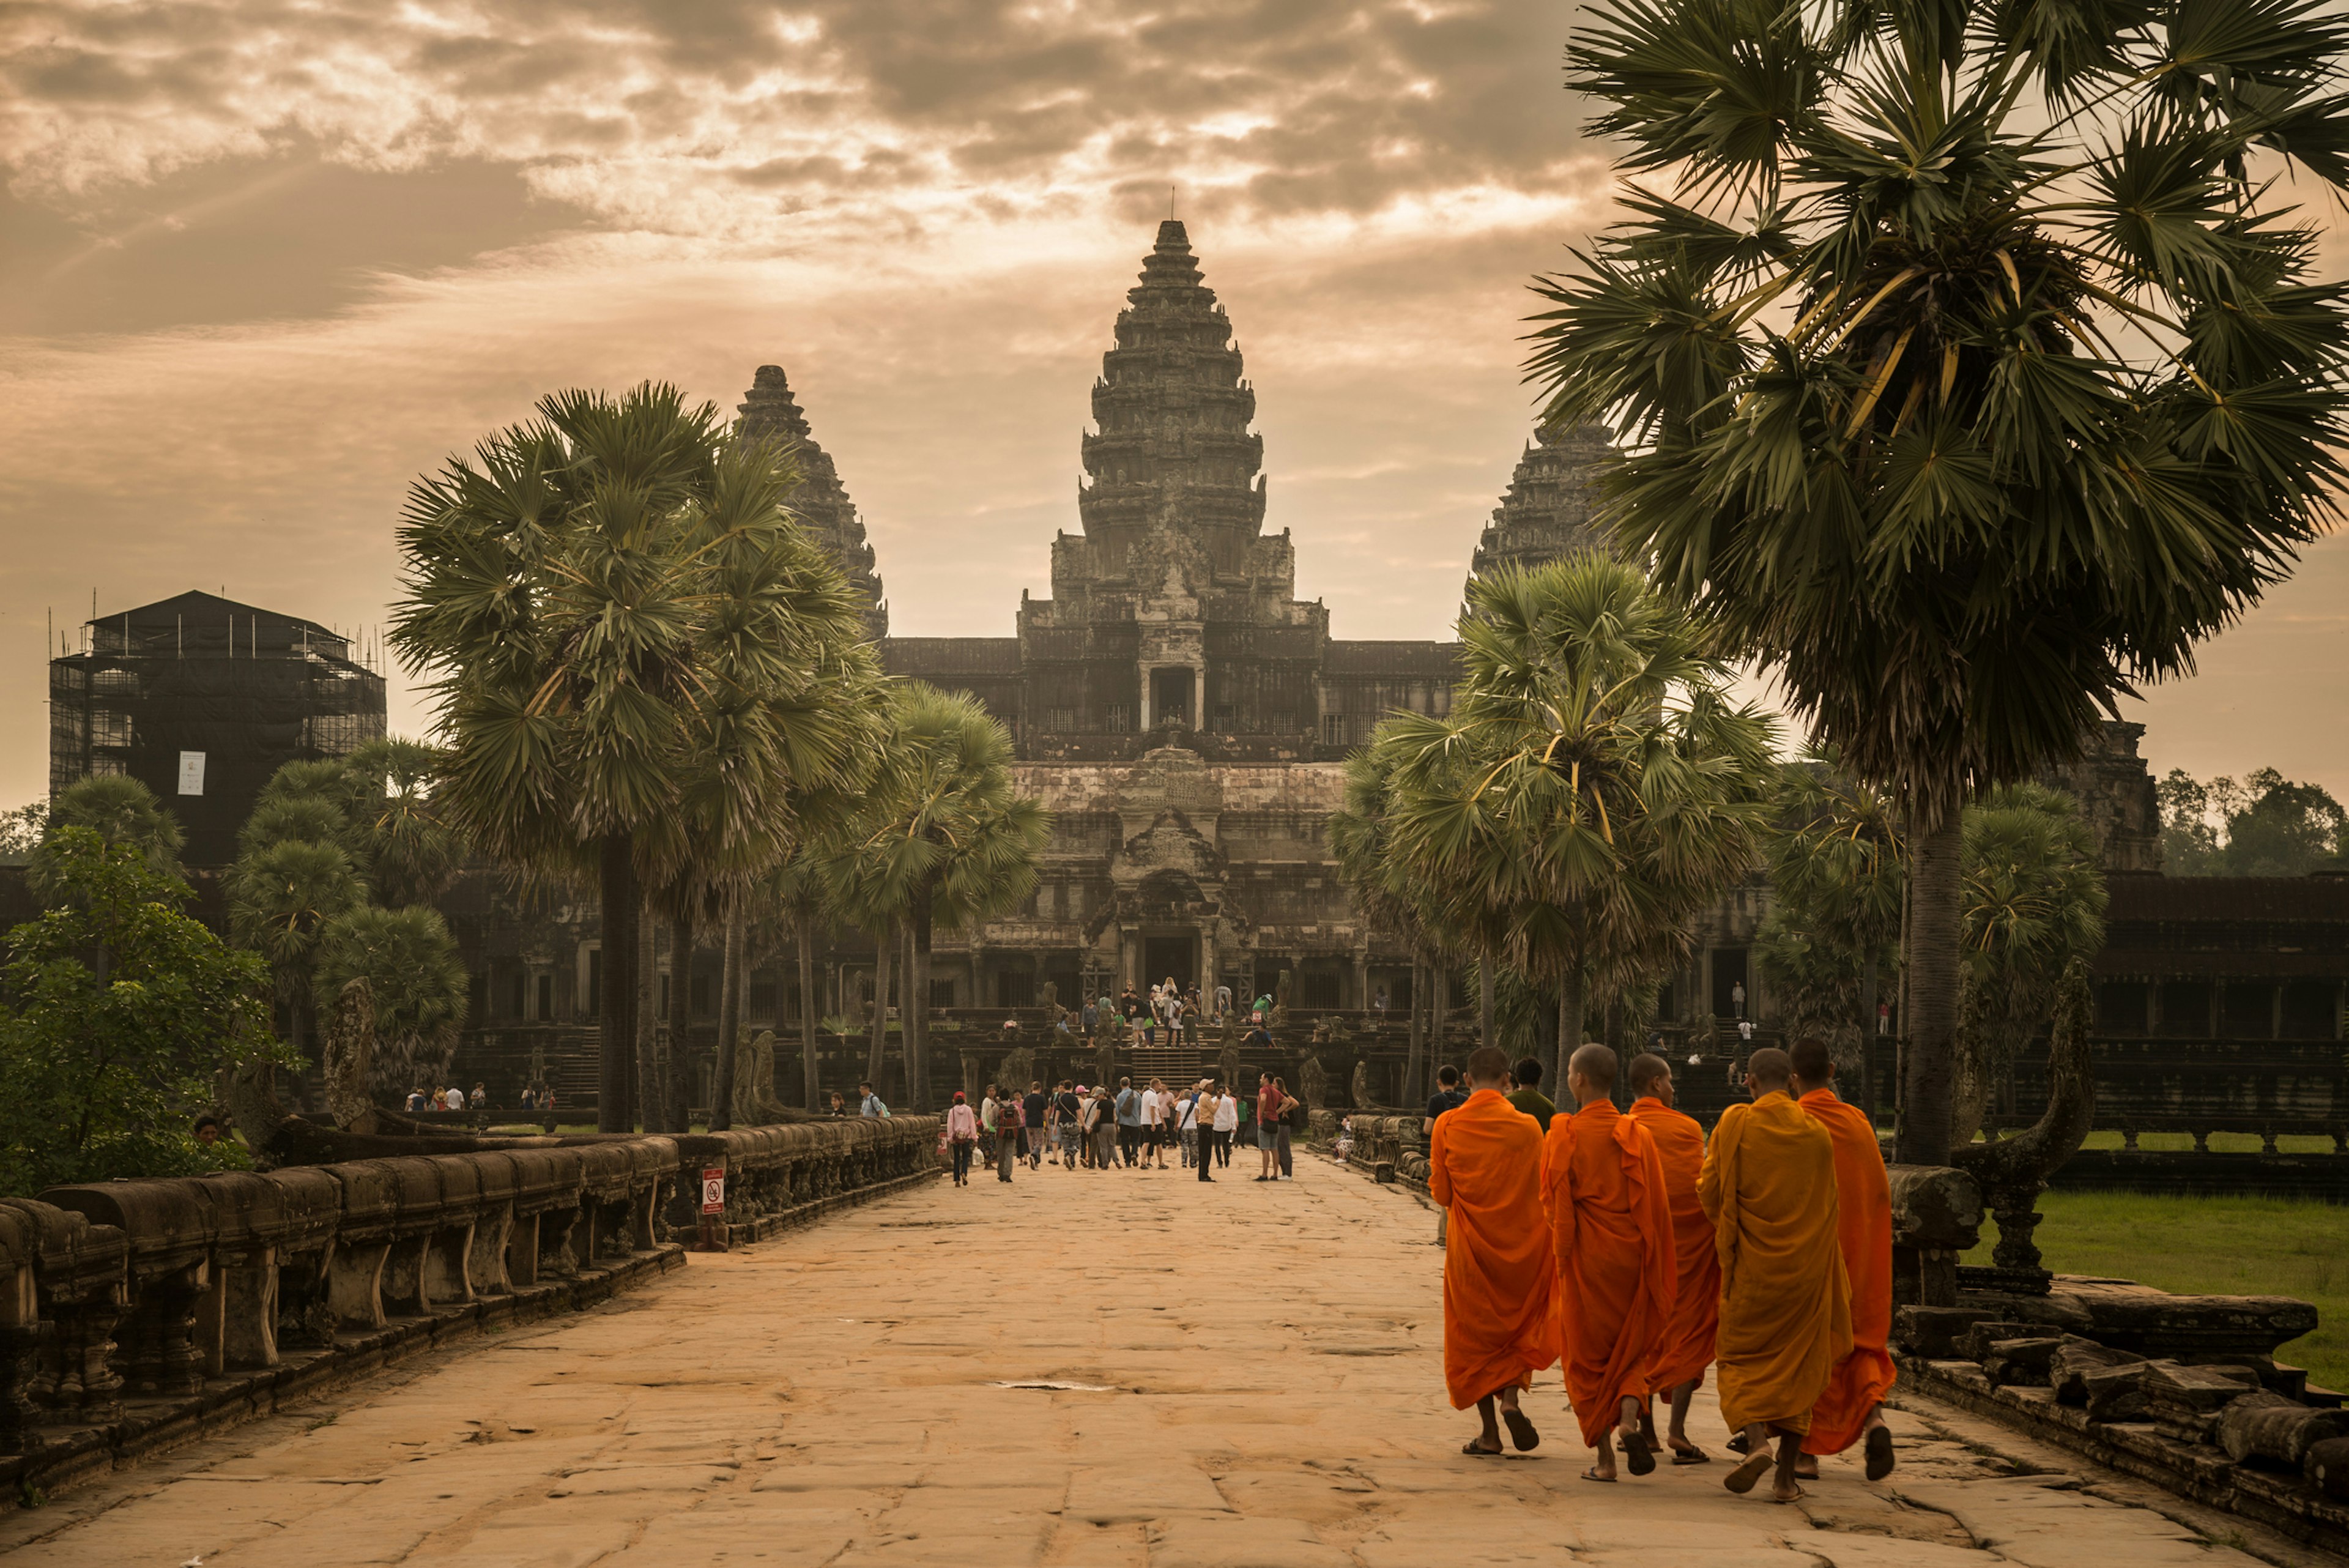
[1627,1095,1719,1394]
[1799,1087,1896,1455]
[1542,1099,1676,1446]
[1698,1092,1852,1434]
[1428,1089,1561,1409]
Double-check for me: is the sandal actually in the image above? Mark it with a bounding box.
[1671,1444,1712,1465]
[1865,1425,1895,1481]
[1620,1426,1657,1477]
[1581,1467,1617,1483]
[1724,1452,1773,1496]
[1462,1440,1503,1457]
[1502,1408,1539,1452]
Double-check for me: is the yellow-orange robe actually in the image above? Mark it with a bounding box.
[1799,1087,1896,1455]
[1428,1089,1561,1409]
[1628,1094,1720,1394]
[1698,1092,1852,1434]
[1542,1099,1676,1446]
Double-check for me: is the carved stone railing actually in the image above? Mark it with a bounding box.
[0,1118,941,1501]
[1336,1114,1430,1191]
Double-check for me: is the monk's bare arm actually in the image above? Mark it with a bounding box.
[1428,1118,1453,1209]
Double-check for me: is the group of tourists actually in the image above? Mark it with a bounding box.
[404,1082,491,1112]
[938,1071,1310,1187]
[1433,1038,1892,1503]
[1066,979,1282,1049]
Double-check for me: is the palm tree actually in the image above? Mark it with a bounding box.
[1954,784,2106,1142]
[1530,0,2349,1161]
[311,904,471,1100]
[1378,556,1776,1088]
[225,838,365,1057]
[31,775,184,901]
[391,382,867,1131]
[845,686,1048,1112]
[1330,744,1462,1104]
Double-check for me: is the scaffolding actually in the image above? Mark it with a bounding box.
[49,590,388,866]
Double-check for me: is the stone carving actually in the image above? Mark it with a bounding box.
[1349,1058,1372,1110]
[998,1046,1034,1095]
[1218,1037,1239,1094]
[1041,979,1058,1013]
[1271,969,1291,1031]
[1092,1035,1117,1091]
[1298,1053,1326,1110]
[320,976,378,1134]
[1953,957,2097,1291]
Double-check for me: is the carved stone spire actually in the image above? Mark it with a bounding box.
[1078,220,1267,554]
[737,365,887,639]
[1464,421,1617,603]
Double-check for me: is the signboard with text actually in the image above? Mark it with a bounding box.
[177,751,206,796]
[700,1167,725,1216]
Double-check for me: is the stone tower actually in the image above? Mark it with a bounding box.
[1007,220,1327,760]
[1464,421,1617,605]
[736,365,888,640]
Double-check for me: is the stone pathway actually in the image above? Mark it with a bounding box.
[0,1153,2325,1567]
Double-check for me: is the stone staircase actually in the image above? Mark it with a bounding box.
[1124,1042,1206,1085]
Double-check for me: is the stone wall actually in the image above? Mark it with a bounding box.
[0,1117,939,1503]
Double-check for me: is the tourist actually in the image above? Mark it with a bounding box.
[979,1084,1000,1166]
[1428,1044,1559,1457]
[1731,979,1747,1018]
[1139,1079,1162,1167]
[1023,1081,1048,1170]
[1211,1079,1239,1169]
[443,1085,466,1111]
[944,1091,979,1187]
[1119,986,1143,1041]
[1174,1081,1200,1169]
[1271,1074,1298,1180]
[1242,1018,1272,1053]
[470,1082,488,1110]
[1739,1017,1755,1045]
[1116,1076,1141,1167]
[1253,1072,1285,1181]
[1627,1052,1720,1465]
[827,1090,848,1118]
[1252,991,1272,1025]
[1149,1079,1174,1169]
[1055,1080,1083,1169]
[1189,1081,1216,1183]
[1426,1065,1469,1121]
[541,1086,557,1112]
[520,1085,538,1112]
[995,1088,1025,1183]
[1507,1057,1556,1132]
[193,1114,221,1145]
[1373,984,1389,1019]
[859,1081,890,1118]
[1700,1047,1852,1503]
[1543,1044,1674,1482]
[1091,1086,1119,1171]
[406,1087,428,1112]
[1790,1036,1897,1481]
[1080,995,1099,1039]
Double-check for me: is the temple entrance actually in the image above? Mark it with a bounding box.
[1143,934,1197,991]
[1149,667,1194,727]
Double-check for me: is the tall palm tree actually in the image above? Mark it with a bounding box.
[1330,744,1461,1105]
[31,775,184,902]
[225,838,365,1057]
[1379,556,1776,1088]
[392,383,867,1130]
[844,686,1048,1112]
[1530,0,2349,1161]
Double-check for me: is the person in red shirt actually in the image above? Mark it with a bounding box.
[1254,1072,1287,1181]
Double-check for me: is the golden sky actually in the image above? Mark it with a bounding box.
[3,0,2343,809]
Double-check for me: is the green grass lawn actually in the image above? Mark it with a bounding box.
[2073,1129,2339,1154]
[1964,1190,2349,1394]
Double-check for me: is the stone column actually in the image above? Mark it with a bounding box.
[1351,948,1370,1011]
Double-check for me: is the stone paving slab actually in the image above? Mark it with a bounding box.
[0,1150,2332,1567]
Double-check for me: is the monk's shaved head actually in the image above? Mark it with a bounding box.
[1789,1037,1836,1086]
[1628,1052,1672,1095]
[1464,1045,1512,1087]
[1567,1044,1617,1095]
[1746,1047,1793,1093]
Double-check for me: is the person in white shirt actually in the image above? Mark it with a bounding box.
[442,1087,466,1111]
[1181,1080,1208,1175]
[1138,1082,1160,1168]
[1210,1081,1240,1171]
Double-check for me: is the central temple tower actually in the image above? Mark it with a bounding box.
[1009,220,1326,760]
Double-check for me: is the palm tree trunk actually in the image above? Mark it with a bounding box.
[1432,966,1451,1072]
[1859,956,1880,1118]
[797,915,821,1110]
[711,904,747,1131]
[866,924,892,1090]
[1405,956,1427,1105]
[1900,808,1962,1167]
[908,898,935,1112]
[597,833,636,1134]
[634,897,659,1132]
[1558,963,1587,1091]
[669,905,694,1126]
[1479,960,1495,1052]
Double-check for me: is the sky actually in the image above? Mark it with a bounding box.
[3,0,2345,812]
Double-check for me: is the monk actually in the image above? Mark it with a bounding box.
[1626,1052,1720,1464]
[1790,1036,1897,1481]
[1542,1044,1675,1482]
[1699,1046,1852,1503]
[1428,1044,1560,1456]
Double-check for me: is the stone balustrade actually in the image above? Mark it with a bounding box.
[0,1115,940,1501]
